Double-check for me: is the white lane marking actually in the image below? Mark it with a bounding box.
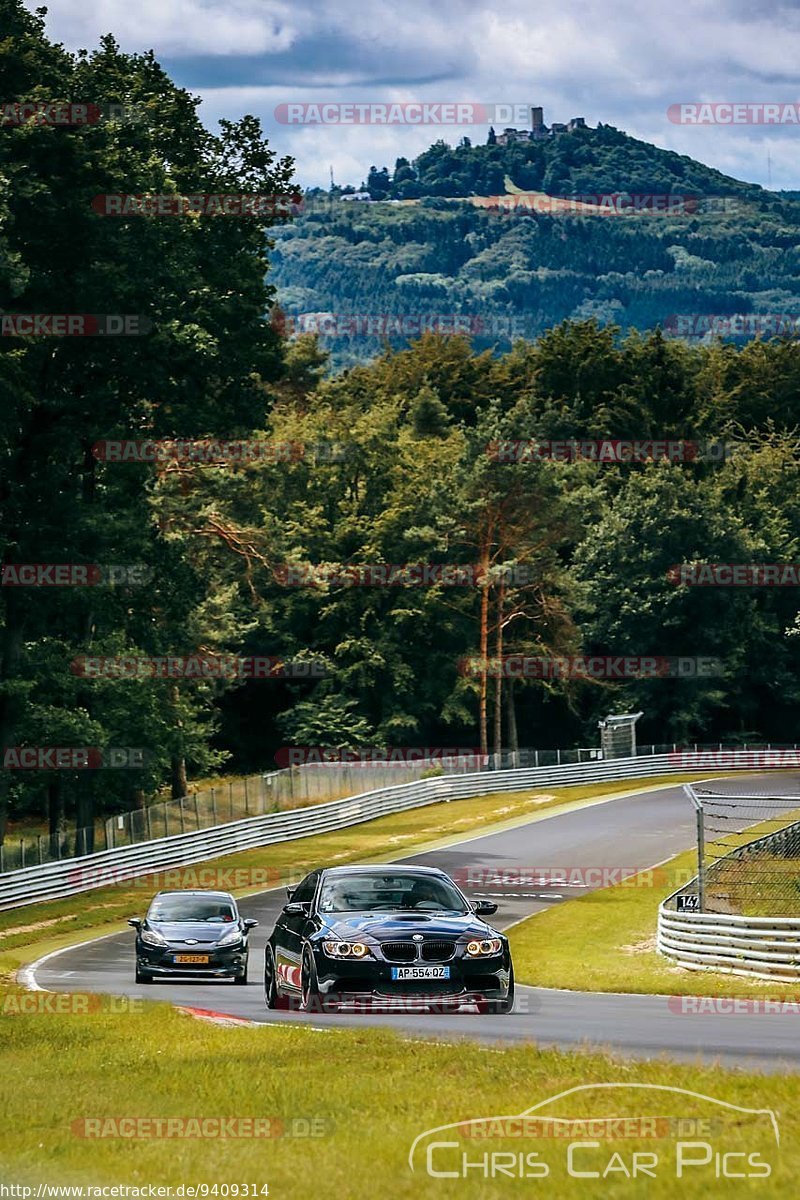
[18,929,127,992]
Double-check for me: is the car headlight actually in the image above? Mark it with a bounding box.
[216,925,245,948]
[140,926,167,947]
[322,941,370,959]
[465,938,502,957]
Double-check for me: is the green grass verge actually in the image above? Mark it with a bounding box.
[0,990,794,1196]
[509,845,800,998]
[0,774,699,961]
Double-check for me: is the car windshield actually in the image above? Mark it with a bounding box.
[147,897,236,923]
[318,873,468,913]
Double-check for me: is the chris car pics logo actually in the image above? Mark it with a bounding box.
[408,1084,779,1181]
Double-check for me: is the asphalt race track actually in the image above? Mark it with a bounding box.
[28,773,800,1072]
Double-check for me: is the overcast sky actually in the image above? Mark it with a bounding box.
[32,0,800,190]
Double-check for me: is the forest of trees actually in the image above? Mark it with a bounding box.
[3,1,800,850]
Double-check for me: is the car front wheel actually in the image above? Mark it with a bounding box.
[301,947,323,1013]
[482,965,514,1014]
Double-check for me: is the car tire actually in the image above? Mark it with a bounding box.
[234,957,249,985]
[135,965,154,984]
[264,947,289,1009]
[300,947,323,1013]
[483,965,514,1014]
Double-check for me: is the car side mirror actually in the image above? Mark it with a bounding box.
[127,918,142,929]
[286,887,296,900]
[471,900,498,915]
[283,902,310,916]
[243,918,259,929]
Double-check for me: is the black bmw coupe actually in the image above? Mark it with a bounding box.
[263,865,514,1012]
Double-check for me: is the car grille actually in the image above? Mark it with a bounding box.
[420,940,456,962]
[379,940,457,963]
[380,942,417,963]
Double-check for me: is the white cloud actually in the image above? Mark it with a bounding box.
[25,0,800,188]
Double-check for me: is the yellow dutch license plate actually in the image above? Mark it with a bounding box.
[174,954,209,964]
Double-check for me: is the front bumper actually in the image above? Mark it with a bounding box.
[311,947,511,1008]
[137,943,247,977]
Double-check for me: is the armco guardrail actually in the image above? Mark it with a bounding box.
[657,908,800,982]
[2,748,797,912]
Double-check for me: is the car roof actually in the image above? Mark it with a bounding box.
[319,865,448,878]
[150,890,236,900]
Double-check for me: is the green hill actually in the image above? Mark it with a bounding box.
[270,123,800,368]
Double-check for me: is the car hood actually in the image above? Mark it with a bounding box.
[318,911,498,941]
[146,921,239,944]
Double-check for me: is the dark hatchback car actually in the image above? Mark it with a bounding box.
[264,865,514,1013]
[129,890,258,984]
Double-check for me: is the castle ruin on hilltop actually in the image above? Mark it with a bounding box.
[495,108,587,145]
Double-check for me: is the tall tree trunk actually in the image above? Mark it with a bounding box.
[170,685,188,798]
[48,779,66,857]
[506,676,519,767]
[0,587,25,845]
[493,580,505,766]
[74,784,95,856]
[171,756,188,800]
[478,542,491,757]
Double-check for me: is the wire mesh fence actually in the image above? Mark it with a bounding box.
[677,785,800,916]
[0,755,486,873]
[3,740,797,875]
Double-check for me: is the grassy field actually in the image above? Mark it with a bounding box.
[0,985,794,1197]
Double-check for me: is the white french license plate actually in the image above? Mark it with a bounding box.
[390,965,450,981]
